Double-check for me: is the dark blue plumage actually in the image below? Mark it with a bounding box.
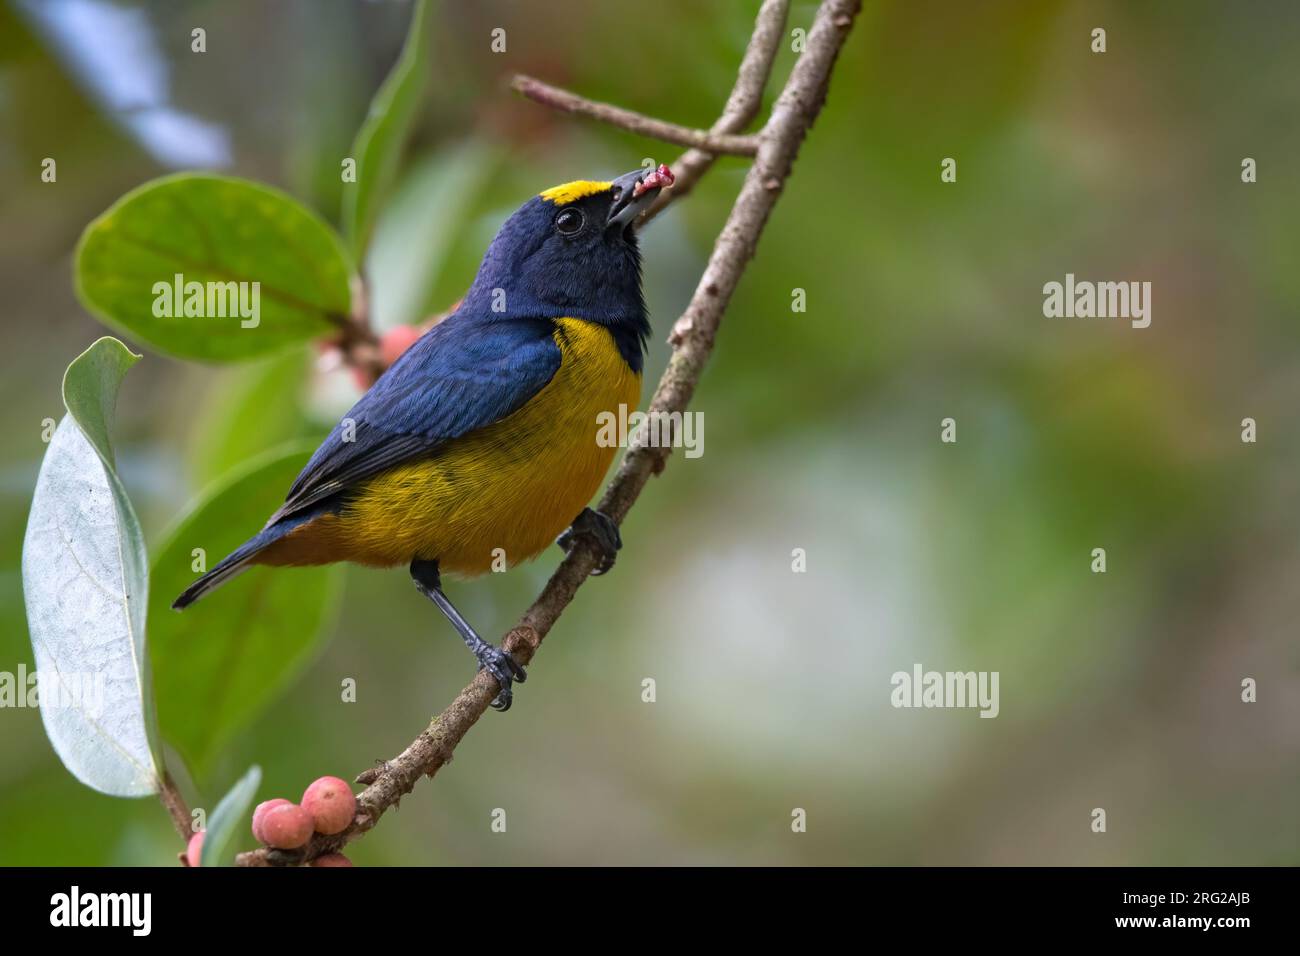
[173,168,668,615]
[272,314,563,523]
[459,192,650,372]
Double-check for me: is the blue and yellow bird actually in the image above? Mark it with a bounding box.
[173,165,675,710]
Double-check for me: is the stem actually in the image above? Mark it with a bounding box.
[158,771,192,843]
[511,75,759,155]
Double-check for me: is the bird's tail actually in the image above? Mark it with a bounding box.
[171,510,316,610]
[171,535,267,610]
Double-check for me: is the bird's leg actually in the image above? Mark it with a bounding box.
[409,558,526,712]
[557,507,622,575]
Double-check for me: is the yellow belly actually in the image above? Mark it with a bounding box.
[263,318,641,576]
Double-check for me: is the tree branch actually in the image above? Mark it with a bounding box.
[237,0,860,867]
[511,75,759,156]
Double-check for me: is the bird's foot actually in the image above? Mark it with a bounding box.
[474,642,527,712]
[557,507,622,575]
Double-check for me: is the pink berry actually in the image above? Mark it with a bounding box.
[379,325,422,367]
[301,776,357,836]
[186,831,204,867]
[252,798,292,843]
[261,803,314,849]
[311,853,353,867]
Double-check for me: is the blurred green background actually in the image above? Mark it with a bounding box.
[2,0,1297,865]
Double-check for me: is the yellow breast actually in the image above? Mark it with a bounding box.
[271,319,640,575]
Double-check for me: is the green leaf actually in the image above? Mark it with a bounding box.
[368,141,500,330]
[343,0,431,261]
[149,444,343,772]
[60,335,139,465]
[199,765,261,867]
[76,174,353,362]
[188,348,317,488]
[22,337,162,797]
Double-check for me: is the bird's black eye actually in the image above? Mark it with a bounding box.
[554,208,585,236]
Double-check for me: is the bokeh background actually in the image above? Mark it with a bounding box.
[1,0,1297,865]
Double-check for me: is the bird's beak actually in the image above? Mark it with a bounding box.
[606,164,675,231]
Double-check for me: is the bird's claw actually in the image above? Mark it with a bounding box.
[475,644,526,712]
[557,508,622,575]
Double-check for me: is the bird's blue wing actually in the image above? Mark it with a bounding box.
[269,313,561,524]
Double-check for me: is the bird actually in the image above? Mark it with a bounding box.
[172,164,676,711]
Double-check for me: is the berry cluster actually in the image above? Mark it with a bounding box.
[184,775,358,866]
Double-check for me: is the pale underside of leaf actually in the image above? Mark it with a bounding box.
[23,416,159,797]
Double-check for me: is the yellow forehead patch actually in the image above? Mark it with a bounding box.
[539,180,613,205]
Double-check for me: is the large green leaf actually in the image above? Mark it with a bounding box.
[343,0,431,260]
[199,765,261,867]
[76,174,352,362]
[149,445,343,772]
[22,337,162,797]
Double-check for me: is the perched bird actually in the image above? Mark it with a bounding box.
[173,165,675,710]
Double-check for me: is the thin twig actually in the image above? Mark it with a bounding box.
[511,75,759,156]
[640,0,791,225]
[158,771,192,842]
[237,0,859,867]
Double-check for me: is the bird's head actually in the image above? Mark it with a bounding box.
[461,165,674,369]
